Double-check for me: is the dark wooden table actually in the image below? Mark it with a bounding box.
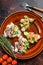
[0,0,43,65]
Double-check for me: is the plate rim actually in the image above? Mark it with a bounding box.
[0,10,43,60]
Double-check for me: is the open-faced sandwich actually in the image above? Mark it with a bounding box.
[3,15,41,54]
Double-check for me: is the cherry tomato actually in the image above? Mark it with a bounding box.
[12,60,17,65]
[7,64,11,65]
[0,58,3,63]
[3,54,8,60]
[2,61,7,65]
[7,57,13,63]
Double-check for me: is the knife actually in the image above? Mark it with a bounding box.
[21,2,43,13]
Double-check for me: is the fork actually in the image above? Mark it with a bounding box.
[21,2,43,13]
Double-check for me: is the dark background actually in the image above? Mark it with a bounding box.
[0,0,43,65]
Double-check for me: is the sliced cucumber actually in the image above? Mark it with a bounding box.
[27,44,30,48]
[24,32,29,37]
[20,19,25,23]
[24,15,29,19]
[20,24,24,28]
[14,25,18,31]
[21,27,25,32]
[22,49,26,53]
[29,18,34,22]
[24,47,27,50]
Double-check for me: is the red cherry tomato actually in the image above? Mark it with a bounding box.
[7,57,13,63]
[3,54,8,60]
[12,60,17,65]
[7,64,11,65]
[0,58,3,63]
[2,61,7,65]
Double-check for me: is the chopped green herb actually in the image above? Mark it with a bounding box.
[24,41,28,45]
[32,37,35,41]
[0,35,16,58]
